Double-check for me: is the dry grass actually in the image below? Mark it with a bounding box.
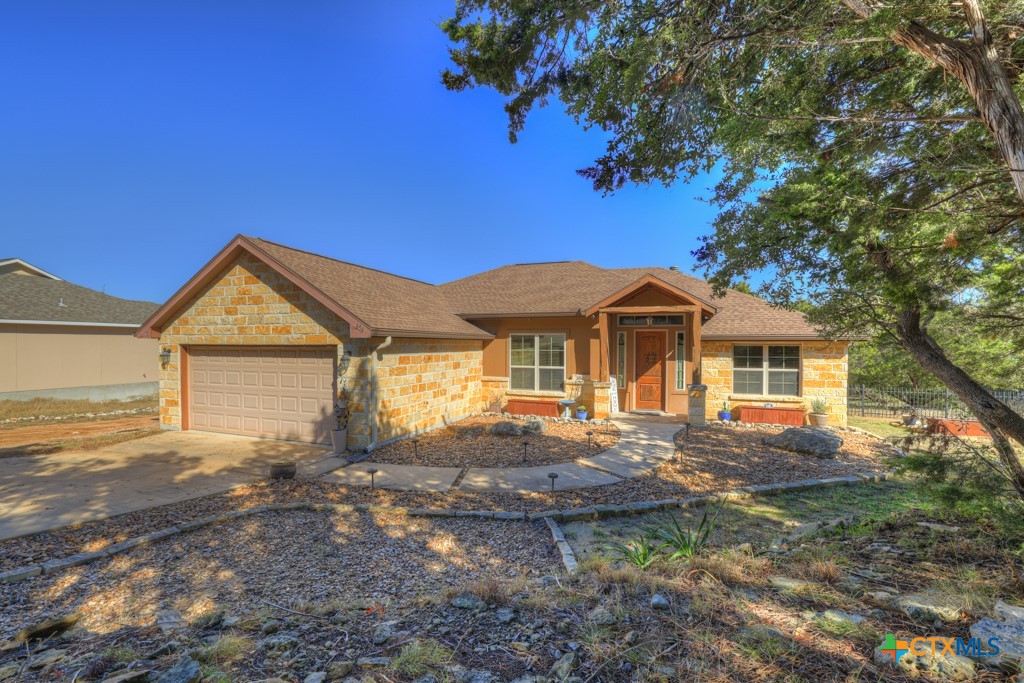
[0,396,157,422]
[0,424,159,459]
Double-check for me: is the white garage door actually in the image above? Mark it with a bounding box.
[188,347,335,444]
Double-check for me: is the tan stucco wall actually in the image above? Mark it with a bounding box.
[702,340,849,425]
[0,324,158,393]
[156,253,483,449]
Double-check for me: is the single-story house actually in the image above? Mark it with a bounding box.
[0,258,160,401]
[138,236,849,449]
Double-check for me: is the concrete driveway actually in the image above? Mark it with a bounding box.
[0,431,341,541]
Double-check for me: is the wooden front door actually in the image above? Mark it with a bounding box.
[634,331,665,411]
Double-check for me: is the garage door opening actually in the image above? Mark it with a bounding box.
[187,346,335,444]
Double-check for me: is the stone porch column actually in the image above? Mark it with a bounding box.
[688,383,708,426]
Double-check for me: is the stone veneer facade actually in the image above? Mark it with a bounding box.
[157,254,483,450]
[701,340,849,426]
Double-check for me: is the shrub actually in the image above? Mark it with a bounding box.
[604,533,660,570]
[648,504,722,560]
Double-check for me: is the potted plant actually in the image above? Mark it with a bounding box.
[809,398,829,427]
[717,401,731,421]
[331,391,350,454]
[576,403,588,420]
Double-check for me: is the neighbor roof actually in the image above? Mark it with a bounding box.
[439,262,822,340]
[0,258,62,280]
[0,272,158,326]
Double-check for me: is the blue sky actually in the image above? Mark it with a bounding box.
[0,1,723,303]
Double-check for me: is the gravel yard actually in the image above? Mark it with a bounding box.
[368,415,619,468]
[0,510,558,643]
[0,423,895,573]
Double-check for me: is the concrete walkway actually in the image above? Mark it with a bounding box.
[330,415,680,494]
[0,431,341,541]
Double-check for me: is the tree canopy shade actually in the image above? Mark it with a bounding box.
[442,0,1024,497]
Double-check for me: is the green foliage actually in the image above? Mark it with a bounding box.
[388,640,453,678]
[648,505,722,560]
[810,398,828,414]
[603,533,660,570]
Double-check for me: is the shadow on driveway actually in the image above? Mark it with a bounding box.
[0,431,339,540]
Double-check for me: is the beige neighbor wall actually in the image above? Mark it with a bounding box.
[157,252,483,449]
[702,340,849,426]
[0,324,158,394]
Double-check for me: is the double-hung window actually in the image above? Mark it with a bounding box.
[732,345,800,396]
[675,332,686,390]
[510,334,565,391]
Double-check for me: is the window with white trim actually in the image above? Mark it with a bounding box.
[510,334,565,391]
[675,332,686,390]
[617,331,626,387]
[732,345,800,396]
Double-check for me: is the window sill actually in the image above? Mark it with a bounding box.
[507,390,566,399]
[728,393,803,403]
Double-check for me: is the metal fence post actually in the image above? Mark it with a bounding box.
[944,389,950,419]
[860,383,866,416]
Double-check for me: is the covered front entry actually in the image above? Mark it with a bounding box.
[634,331,666,411]
[187,346,336,444]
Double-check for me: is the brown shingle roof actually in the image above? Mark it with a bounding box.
[0,272,158,325]
[248,238,491,339]
[439,262,823,340]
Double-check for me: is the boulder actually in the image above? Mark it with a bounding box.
[450,593,486,610]
[16,613,81,643]
[155,657,202,683]
[488,421,522,437]
[587,606,616,625]
[896,594,962,623]
[969,600,1024,665]
[764,427,843,459]
[522,419,547,435]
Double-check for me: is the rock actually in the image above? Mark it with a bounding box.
[15,613,81,642]
[550,652,578,680]
[769,576,813,592]
[304,673,327,683]
[221,616,240,628]
[154,610,188,633]
[101,672,152,683]
[650,594,670,610]
[147,641,181,658]
[261,619,281,634]
[587,606,616,625]
[0,666,17,682]
[874,641,976,680]
[191,609,224,629]
[916,522,962,533]
[969,600,1024,664]
[155,656,202,683]
[326,661,355,680]
[896,594,962,623]
[764,427,843,459]
[488,421,522,437]
[450,593,486,610]
[820,610,867,626]
[28,648,67,669]
[356,657,390,668]
[522,419,547,435]
[372,622,395,645]
[261,633,301,652]
[495,607,516,624]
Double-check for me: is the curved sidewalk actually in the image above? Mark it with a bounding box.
[320,416,681,493]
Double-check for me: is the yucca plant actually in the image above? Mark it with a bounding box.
[649,504,723,560]
[603,533,659,570]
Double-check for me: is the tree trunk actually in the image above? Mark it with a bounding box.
[895,308,1024,498]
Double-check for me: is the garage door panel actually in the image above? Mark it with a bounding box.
[189,346,334,444]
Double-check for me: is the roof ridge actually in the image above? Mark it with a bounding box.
[246,235,438,288]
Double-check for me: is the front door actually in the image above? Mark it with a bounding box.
[634,331,665,411]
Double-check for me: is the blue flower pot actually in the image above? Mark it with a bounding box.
[718,411,731,421]
[576,409,588,420]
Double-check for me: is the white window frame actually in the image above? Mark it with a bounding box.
[732,344,801,396]
[617,331,626,387]
[675,331,686,390]
[509,333,566,392]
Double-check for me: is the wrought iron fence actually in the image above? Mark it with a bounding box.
[848,385,1024,420]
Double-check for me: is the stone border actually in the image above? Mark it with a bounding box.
[0,471,892,585]
[544,517,579,574]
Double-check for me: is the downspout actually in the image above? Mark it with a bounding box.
[364,335,392,453]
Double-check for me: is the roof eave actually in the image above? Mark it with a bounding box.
[0,319,143,328]
[701,333,854,341]
[370,327,494,341]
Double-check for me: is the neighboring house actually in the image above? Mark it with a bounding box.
[0,258,160,401]
[139,236,849,449]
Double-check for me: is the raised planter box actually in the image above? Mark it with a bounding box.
[505,399,560,418]
[736,405,805,427]
[927,418,990,438]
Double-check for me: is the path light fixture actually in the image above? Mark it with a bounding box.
[586,430,594,449]
[547,472,559,492]
[411,438,420,461]
[522,438,530,460]
[367,467,378,489]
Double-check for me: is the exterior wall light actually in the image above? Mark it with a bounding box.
[160,348,172,366]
